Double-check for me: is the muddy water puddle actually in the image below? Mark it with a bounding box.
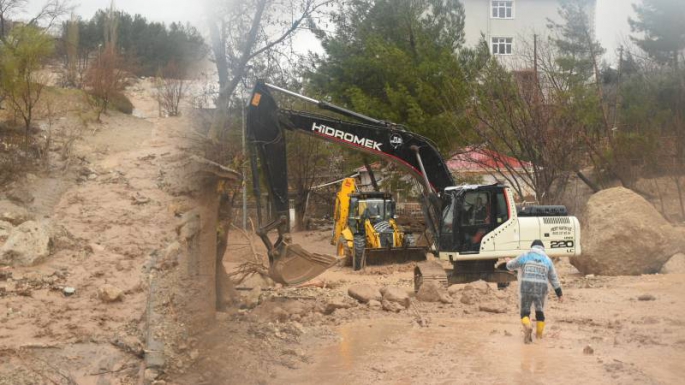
[275,318,609,385]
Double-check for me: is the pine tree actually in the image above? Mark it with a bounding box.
[308,0,479,153]
[629,0,685,68]
[548,0,605,83]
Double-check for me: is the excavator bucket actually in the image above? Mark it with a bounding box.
[363,246,428,266]
[269,243,340,286]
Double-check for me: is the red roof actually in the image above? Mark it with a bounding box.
[446,147,532,173]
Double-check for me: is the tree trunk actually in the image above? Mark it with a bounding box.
[215,190,239,310]
[575,170,601,193]
[294,190,308,231]
[675,175,685,221]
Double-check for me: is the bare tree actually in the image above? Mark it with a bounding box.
[84,46,130,121]
[155,61,188,117]
[0,0,27,39]
[62,14,80,87]
[207,0,331,108]
[455,38,588,204]
[0,0,72,39]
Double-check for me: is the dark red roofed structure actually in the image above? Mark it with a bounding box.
[446,147,532,174]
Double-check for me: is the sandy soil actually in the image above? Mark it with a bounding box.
[0,80,193,384]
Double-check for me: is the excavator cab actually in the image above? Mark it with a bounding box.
[439,185,510,254]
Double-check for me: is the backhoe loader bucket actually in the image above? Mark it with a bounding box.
[269,242,340,286]
[362,246,428,266]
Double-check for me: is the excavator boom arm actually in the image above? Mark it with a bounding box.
[247,81,454,224]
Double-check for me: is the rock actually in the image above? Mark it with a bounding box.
[178,209,201,240]
[0,220,12,241]
[447,284,464,296]
[156,241,181,270]
[6,184,34,205]
[280,300,310,317]
[325,298,351,314]
[478,304,507,314]
[572,187,685,275]
[464,280,491,294]
[661,253,685,274]
[460,291,478,305]
[190,350,200,360]
[241,273,274,289]
[87,243,106,253]
[0,200,32,225]
[348,284,382,303]
[98,284,124,303]
[144,368,159,382]
[637,294,656,301]
[0,221,51,266]
[583,345,594,355]
[381,299,405,313]
[112,334,144,357]
[380,286,411,309]
[368,299,382,310]
[242,286,262,309]
[416,280,452,304]
[63,287,76,296]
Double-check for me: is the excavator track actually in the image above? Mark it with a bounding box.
[414,261,448,293]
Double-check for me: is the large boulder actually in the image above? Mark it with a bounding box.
[0,221,51,266]
[416,281,452,304]
[380,286,411,309]
[348,284,382,303]
[0,200,32,225]
[572,187,685,275]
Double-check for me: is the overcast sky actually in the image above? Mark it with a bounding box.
[23,0,638,64]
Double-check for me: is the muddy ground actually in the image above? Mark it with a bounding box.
[178,230,683,385]
[1,80,684,385]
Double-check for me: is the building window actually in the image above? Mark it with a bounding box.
[492,37,513,55]
[491,1,513,19]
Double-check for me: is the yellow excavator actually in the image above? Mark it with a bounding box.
[331,177,427,270]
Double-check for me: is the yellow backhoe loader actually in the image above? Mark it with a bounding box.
[332,178,427,270]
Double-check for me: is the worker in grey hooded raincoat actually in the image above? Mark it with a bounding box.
[506,240,564,343]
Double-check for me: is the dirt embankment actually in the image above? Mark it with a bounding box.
[0,80,222,385]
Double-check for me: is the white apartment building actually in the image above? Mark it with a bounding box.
[462,0,597,67]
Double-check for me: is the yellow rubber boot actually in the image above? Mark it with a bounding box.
[521,317,532,344]
[536,321,545,339]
